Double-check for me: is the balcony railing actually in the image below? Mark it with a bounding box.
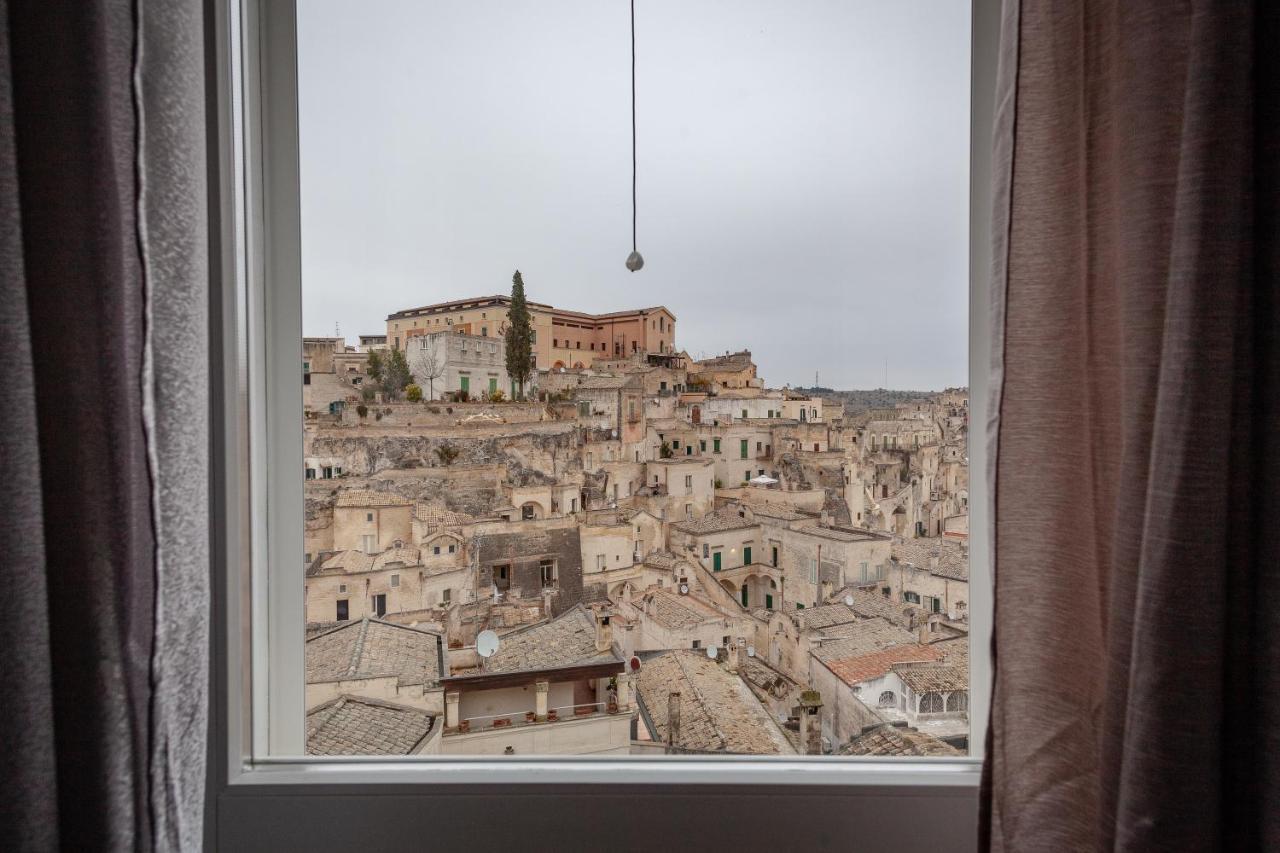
[453,702,614,734]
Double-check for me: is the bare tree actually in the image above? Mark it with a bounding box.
[409,339,446,400]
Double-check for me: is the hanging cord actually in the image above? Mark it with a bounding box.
[631,0,637,253]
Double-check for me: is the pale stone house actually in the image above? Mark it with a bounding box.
[333,489,413,553]
[405,330,512,401]
[304,618,445,715]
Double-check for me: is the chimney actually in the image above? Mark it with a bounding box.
[797,690,824,755]
[666,691,682,753]
[594,611,614,653]
[621,622,636,660]
[929,553,940,571]
[727,639,742,673]
[918,621,930,645]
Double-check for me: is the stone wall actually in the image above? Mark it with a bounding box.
[476,525,584,616]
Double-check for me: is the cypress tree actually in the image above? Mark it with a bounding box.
[504,270,533,399]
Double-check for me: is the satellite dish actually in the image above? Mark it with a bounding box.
[844,594,855,607]
[679,583,689,595]
[747,646,756,658]
[629,656,641,672]
[706,645,718,660]
[476,630,500,658]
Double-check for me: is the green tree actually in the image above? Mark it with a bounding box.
[504,270,533,400]
[405,383,422,402]
[382,348,414,399]
[366,350,385,383]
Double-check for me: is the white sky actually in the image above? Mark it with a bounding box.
[298,0,970,390]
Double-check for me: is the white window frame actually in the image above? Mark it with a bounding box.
[209,0,997,845]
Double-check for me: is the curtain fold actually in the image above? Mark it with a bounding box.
[0,1,208,850]
[983,1,1279,850]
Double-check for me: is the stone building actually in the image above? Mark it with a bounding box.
[632,648,794,754]
[405,330,512,401]
[438,605,632,755]
[386,293,676,366]
[332,489,413,553]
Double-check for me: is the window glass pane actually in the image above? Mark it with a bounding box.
[298,0,969,758]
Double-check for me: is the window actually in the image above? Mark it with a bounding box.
[390,574,399,587]
[372,594,387,617]
[713,438,721,454]
[448,544,456,554]
[878,690,896,709]
[947,691,969,713]
[699,439,706,452]
[920,692,945,714]
[684,474,693,493]
[360,534,376,554]
[222,0,980,816]
[540,559,557,588]
[440,588,451,605]
[338,584,347,594]
[335,600,349,621]
[366,512,373,522]
[903,591,922,604]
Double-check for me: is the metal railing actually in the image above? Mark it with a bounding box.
[455,701,612,733]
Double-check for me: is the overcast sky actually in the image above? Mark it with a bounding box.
[298,1,970,390]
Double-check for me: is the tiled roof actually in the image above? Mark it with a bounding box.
[371,546,421,570]
[306,695,435,756]
[749,504,813,522]
[830,587,917,627]
[483,604,622,674]
[840,723,960,757]
[335,489,412,508]
[306,618,442,688]
[642,590,721,629]
[672,508,757,535]
[795,603,861,631]
[315,550,376,575]
[893,660,968,693]
[414,504,475,527]
[810,619,919,664]
[643,550,682,570]
[634,650,791,755]
[892,537,968,581]
[796,524,884,543]
[823,644,943,688]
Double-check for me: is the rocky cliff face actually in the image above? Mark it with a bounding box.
[309,428,584,479]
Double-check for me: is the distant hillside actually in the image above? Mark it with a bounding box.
[795,387,943,415]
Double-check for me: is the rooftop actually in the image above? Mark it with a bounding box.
[840,722,961,757]
[822,643,944,688]
[671,507,758,536]
[892,537,969,581]
[634,650,792,755]
[482,604,622,675]
[335,489,413,508]
[829,587,918,628]
[305,618,443,688]
[810,618,920,664]
[796,524,886,543]
[306,695,435,756]
[641,589,725,630]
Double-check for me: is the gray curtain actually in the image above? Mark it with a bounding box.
[0,1,209,850]
[983,1,1278,851]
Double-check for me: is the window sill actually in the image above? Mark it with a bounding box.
[232,756,983,788]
